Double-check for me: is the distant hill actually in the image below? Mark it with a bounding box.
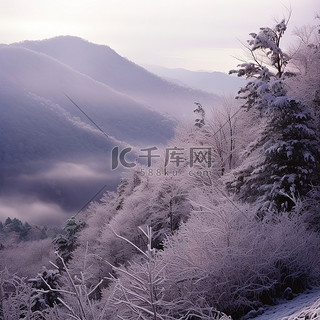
[14,36,220,118]
[144,65,245,95]
[0,45,173,146]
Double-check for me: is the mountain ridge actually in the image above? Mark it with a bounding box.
[12,35,220,118]
[0,44,174,145]
[144,64,245,95]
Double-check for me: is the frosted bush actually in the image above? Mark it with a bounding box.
[159,200,320,318]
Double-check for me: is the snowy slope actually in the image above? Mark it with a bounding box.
[251,288,320,320]
[0,45,174,145]
[13,36,220,118]
[144,64,245,95]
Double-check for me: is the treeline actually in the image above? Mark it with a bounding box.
[0,217,60,246]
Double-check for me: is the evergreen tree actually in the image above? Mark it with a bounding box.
[194,102,206,128]
[10,218,23,233]
[29,267,61,312]
[19,222,32,240]
[4,217,12,226]
[228,19,320,212]
[1,217,34,240]
[53,217,84,269]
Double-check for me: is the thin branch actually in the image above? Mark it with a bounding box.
[109,226,148,258]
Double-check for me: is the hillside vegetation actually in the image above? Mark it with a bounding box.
[1,15,320,320]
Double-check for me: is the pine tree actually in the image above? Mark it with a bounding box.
[228,19,320,212]
[53,217,84,269]
[29,267,61,312]
[194,102,206,128]
[4,217,12,226]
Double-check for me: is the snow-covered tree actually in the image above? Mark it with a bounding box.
[54,217,85,269]
[29,267,61,312]
[104,226,175,320]
[0,269,35,319]
[178,98,245,178]
[287,17,320,132]
[194,102,206,128]
[228,19,320,212]
[230,20,290,111]
[160,196,320,318]
[0,238,55,278]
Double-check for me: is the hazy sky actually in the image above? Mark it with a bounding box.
[0,0,319,72]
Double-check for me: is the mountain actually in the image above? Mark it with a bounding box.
[0,41,178,225]
[0,45,174,145]
[0,36,227,225]
[13,36,220,118]
[144,65,245,95]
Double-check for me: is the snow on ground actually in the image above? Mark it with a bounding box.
[252,287,320,320]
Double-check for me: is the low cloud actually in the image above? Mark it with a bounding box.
[42,161,107,181]
[0,195,68,225]
[0,157,121,226]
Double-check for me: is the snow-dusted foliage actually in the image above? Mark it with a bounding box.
[229,19,290,112]
[103,226,177,320]
[159,199,320,318]
[227,98,320,212]
[303,186,320,232]
[29,267,61,312]
[175,98,246,178]
[0,269,35,319]
[54,217,85,269]
[68,166,192,290]
[102,226,231,320]
[287,19,320,131]
[194,102,206,128]
[28,250,112,320]
[0,238,55,277]
[227,18,320,212]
